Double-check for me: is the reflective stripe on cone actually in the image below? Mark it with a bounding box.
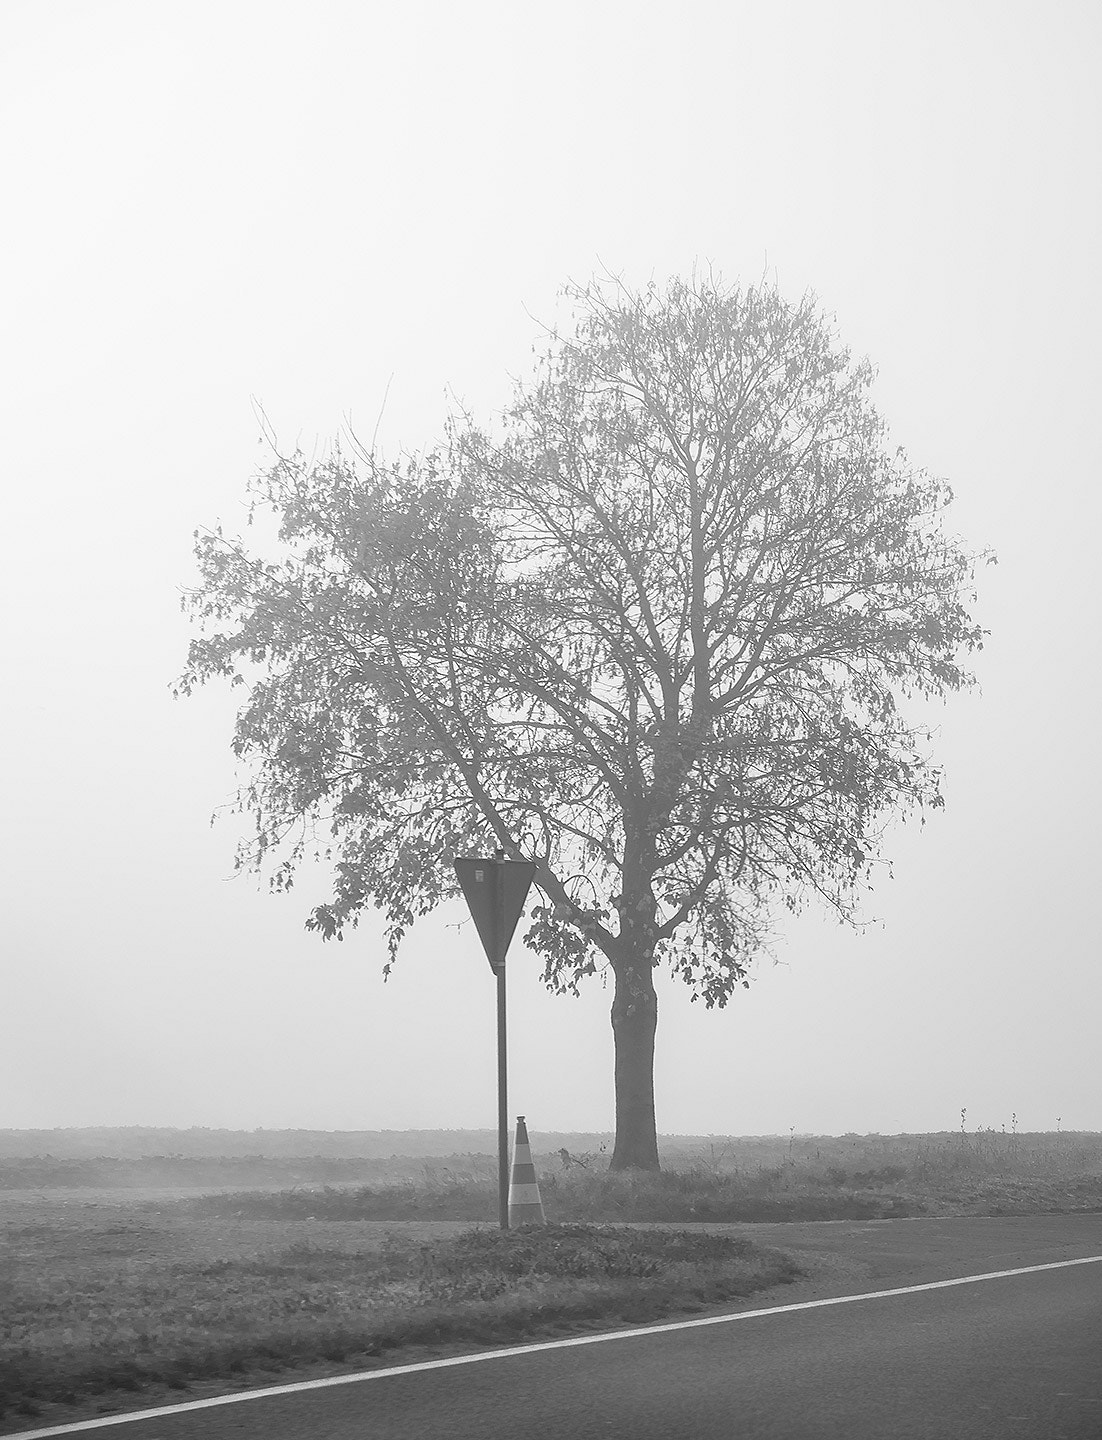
[508,1115,546,1226]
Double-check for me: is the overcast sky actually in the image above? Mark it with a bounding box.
[2,1,1099,1142]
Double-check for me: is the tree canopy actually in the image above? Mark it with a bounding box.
[179,274,987,1168]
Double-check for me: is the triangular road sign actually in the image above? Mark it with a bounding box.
[454,857,536,972]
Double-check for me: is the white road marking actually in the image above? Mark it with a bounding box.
[7,1253,1102,1439]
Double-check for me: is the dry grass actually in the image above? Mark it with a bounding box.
[5,1129,1099,1213]
[173,1131,1102,1225]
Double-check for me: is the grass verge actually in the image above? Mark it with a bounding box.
[0,1221,799,1423]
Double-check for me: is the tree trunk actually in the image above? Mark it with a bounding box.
[609,959,660,1170]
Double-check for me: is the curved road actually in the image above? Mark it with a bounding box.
[9,1215,1102,1439]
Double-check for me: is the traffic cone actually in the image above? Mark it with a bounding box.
[508,1115,546,1227]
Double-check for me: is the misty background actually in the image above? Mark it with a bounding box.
[2,1,1099,1139]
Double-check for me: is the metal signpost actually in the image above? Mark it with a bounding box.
[453,851,536,1229]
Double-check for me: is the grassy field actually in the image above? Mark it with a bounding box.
[2,1129,1099,1429]
[0,1195,797,1427]
[5,1129,1101,1212]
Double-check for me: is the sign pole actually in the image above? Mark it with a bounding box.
[451,850,536,1236]
[496,955,509,1230]
[494,851,509,1229]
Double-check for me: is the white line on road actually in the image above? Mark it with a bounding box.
[8,1253,1102,1439]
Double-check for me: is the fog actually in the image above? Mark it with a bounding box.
[2,1,1099,1139]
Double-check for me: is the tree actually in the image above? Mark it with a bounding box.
[178,274,987,1169]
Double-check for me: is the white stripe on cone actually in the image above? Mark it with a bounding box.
[508,1182,543,1204]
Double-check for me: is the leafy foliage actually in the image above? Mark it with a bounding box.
[179,272,986,1011]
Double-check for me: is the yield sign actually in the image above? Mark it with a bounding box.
[454,856,536,972]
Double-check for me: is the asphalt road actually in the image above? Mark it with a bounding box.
[11,1216,1102,1440]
